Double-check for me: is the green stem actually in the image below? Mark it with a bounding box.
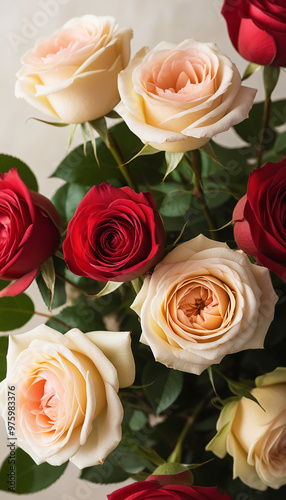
[167,399,206,463]
[256,65,280,169]
[107,132,139,192]
[256,93,271,169]
[35,311,72,330]
[167,418,192,464]
[187,150,217,240]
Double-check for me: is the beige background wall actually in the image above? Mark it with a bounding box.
[0,1,283,498]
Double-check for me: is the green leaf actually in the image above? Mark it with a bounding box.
[0,336,8,382]
[46,304,105,334]
[233,100,286,149]
[36,257,66,310]
[124,143,159,166]
[51,140,118,186]
[0,294,34,331]
[273,131,286,155]
[163,152,184,181]
[28,117,68,127]
[0,448,68,494]
[66,124,78,153]
[65,183,91,222]
[92,281,123,298]
[142,362,184,415]
[80,452,129,484]
[129,410,148,432]
[0,154,38,191]
[199,142,223,166]
[40,257,55,310]
[226,379,265,411]
[52,182,91,225]
[89,116,110,147]
[241,62,261,81]
[152,462,191,476]
[159,190,192,217]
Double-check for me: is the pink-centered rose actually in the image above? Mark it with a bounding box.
[63,182,165,282]
[131,235,277,375]
[108,472,231,500]
[116,39,256,152]
[0,325,135,468]
[0,169,60,297]
[222,0,286,66]
[15,15,132,124]
[206,367,286,490]
[233,158,286,281]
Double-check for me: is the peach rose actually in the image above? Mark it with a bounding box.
[0,325,135,468]
[15,16,132,124]
[131,235,277,375]
[206,367,286,490]
[116,39,256,152]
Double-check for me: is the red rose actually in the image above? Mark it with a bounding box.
[221,0,286,66]
[0,169,61,297]
[108,474,231,500]
[233,158,286,280]
[63,182,165,282]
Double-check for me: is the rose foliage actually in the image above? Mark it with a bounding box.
[0,8,286,500]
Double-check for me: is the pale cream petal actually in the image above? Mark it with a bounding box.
[66,329,119,390]
[85,331,135,388]
[70,383,123,468]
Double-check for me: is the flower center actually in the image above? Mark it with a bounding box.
[178,287,212,321]
[141,49,215,103]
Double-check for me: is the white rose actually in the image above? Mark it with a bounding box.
[206,367,286,490]
[116,39,256,152]
[0,325,135,468]
[131,235,277,375]
[15,16,132,124]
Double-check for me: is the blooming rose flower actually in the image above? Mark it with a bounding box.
[63,182,165,282]
[0,169,60,297]
[222,0,286,66]
[131,235,277,375]
[116,39,256,152]
[233,158,286,281]
[206,367,286,490]
[0,324,135,468]
[108,472,231,500]
[15,15,132,124]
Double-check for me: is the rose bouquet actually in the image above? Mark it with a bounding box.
[0,3,286,499]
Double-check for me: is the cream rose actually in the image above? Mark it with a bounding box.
[131,235,277,375]
[206,367,286,490]
[0,325,135,468]
[15,15,132,124]
[116,39,256,152]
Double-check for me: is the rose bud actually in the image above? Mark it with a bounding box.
[222,0,286,66]
[15,15,133,124]
[233,158,286,281]
[0,169,60,297]
[63,182,165,282]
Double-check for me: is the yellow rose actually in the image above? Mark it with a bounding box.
[116,39,256,152]
[206,367,286,490]
[15,15,132,123]
[131,235,277,375]
[0,325,135,468]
